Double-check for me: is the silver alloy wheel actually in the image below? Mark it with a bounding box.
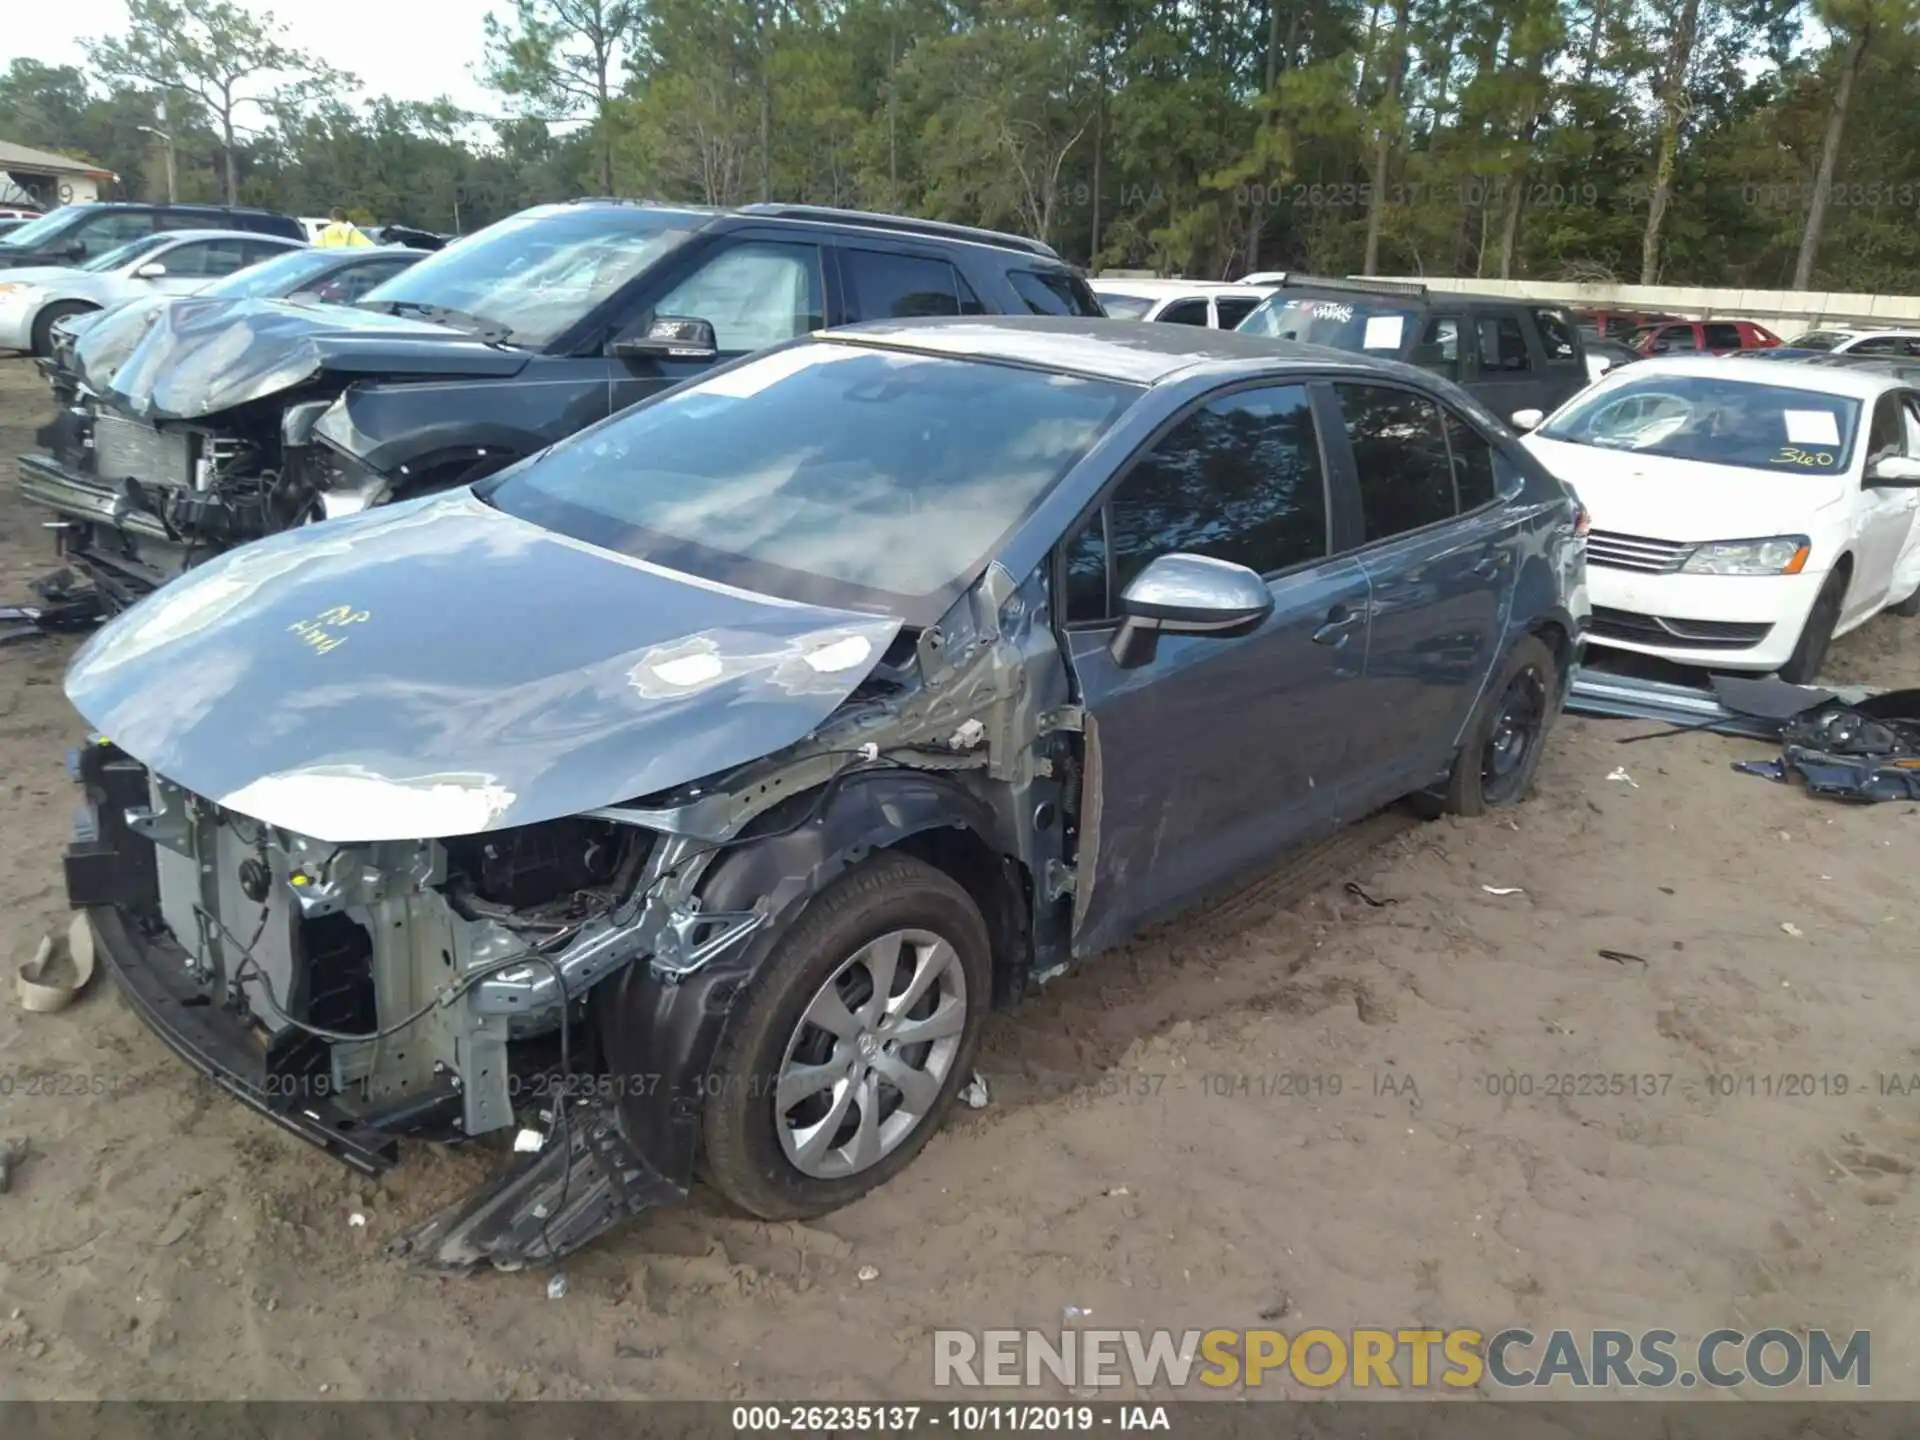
[775,927,969,1179]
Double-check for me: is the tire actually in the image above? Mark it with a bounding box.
[700,852,992,1221]
[1889,587,1920,618]
[1779,569,1847,684]
[30,302,96,359]
[1440,633,1560,817]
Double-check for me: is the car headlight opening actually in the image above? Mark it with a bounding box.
[1680,536,1812,576]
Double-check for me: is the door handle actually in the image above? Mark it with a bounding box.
[1473,555,1502,579]
[1311,605,1362,645]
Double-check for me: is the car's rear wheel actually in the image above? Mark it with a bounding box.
[1437,634,1560,817]
[1888,586,1920,618]
[700,852,991,1220]
[1779,569,1847,684]
[30,301,96,358]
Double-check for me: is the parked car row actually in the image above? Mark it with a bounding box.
[13,199,1590,1272]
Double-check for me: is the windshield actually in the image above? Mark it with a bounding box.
[81,233,176,273]
[481,340,1136,620]
[0,208,79,249]
[202,246,338,299]
[357,205,698,347]
[1093,292,1154,320]
[1538,373,1863,475]
[1784,331,1844,351]
[1236,293,1417,355]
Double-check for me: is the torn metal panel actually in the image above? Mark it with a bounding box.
[65,489,902,842]
[1568,668,1803,740]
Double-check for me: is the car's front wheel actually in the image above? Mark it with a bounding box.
[30,301,96,358]
[701,852,991,1220]
[1779,569,1847,684]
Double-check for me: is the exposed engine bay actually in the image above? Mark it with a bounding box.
[27,388,395,611]
[62,533,1083,1273]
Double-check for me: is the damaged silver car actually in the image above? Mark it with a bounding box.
[62,318,1588,1271]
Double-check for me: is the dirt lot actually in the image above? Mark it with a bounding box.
[3,358,1920,1403]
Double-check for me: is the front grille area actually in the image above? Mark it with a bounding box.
[94,413,194,489]
[1586,529,1696,573]
[1591,606,1773,650]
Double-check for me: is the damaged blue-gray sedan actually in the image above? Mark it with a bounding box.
[60,318,1589,1271]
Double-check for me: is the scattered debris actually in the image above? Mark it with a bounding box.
[1606,767,1639,788]
[348,1212,367,1229]
[1734,690,1920,804]
[1064,1306,1093,1321]
[16,914,96,1014]
[1598,950,1649,967]
[1104,1185,1130,1197]
[960,1072,990,1110]
[1481,885,1524,896]
[0,574,102,646]
[1344,881,1397,907]
[512,1128,545,1154]
[616,1342,663,1360]
[1781,922,1804,938]
[546,1272,569,1300]
[0,1139,27,1195]
[856,1265,880,1283]
[1258,1295,1293,1321]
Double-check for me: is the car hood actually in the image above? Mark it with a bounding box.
[65,490,903,843]
[87,296,532,420]
[1522,436,1843,540]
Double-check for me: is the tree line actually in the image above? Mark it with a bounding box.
[2,0,1917,290]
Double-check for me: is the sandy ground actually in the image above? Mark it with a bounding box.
[3,358,1920,1403]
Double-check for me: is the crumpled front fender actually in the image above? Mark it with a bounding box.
[596,768,1020,1190]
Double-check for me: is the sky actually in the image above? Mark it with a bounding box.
[3,0,505,117]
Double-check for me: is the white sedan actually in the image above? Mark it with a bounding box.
[1090,278,1274,329]
[0,228,306,355]
[1516,357,1920,682]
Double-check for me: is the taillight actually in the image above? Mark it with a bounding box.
[1572,500,1591,538]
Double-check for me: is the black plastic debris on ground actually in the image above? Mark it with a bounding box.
[0,570,103,646]
[1731,688,1920,803]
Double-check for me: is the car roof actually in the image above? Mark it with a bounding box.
[550,198,1062,261]
[815,314,1433,388]
[149,228,304,244]
[1089,278,1257,297]
[1624,354,1901,398]
[1274,278,1548,311]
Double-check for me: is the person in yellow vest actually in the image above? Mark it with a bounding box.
[316,208,372,248]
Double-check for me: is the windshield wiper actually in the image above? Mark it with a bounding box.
[359,299,515,344]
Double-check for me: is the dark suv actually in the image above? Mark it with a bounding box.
[19,199,1103,610]
[1236,277,1590,420]
[0,203,304,268]
[61,320,1586,1270]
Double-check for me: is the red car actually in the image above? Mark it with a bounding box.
[1621,319,1781,356]
[1574,308,1681,339]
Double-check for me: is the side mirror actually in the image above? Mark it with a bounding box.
[1866,455,1920,487]
[1511,408,1545,432]
[1109,552,1273,669]
[134,261,167,279]
[610,315,718,361]
[66,242,87,261]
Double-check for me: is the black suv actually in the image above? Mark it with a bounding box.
[19,199,1104,610]
[0,203,305,268]
[1236,276,1590,421]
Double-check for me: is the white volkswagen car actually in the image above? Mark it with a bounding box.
[0,228,306,355]
[1517,358,1920,682]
